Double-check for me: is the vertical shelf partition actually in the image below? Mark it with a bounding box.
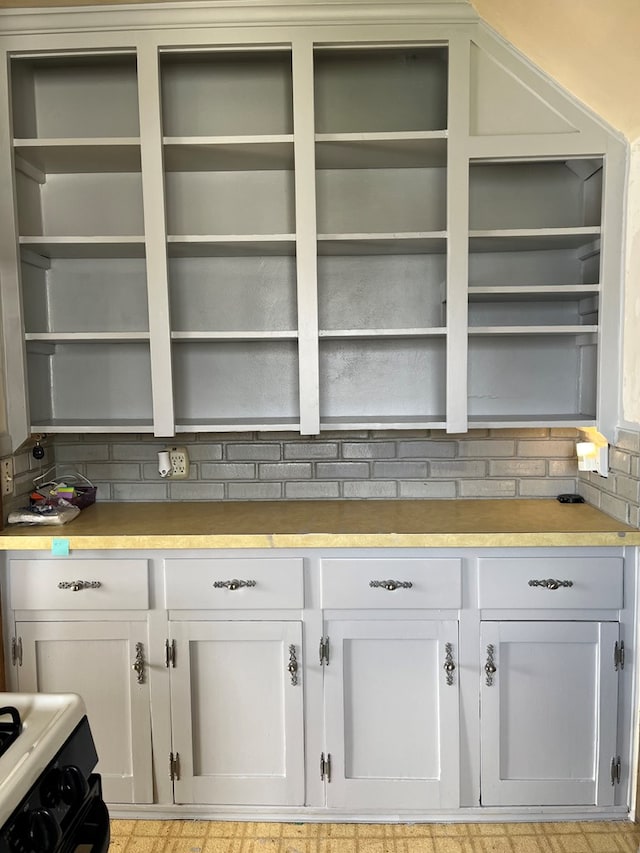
[11,52,152,433]
[160,48,300,432]
[314,44,449,430]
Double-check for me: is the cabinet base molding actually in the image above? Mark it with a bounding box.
[106,805,633,824]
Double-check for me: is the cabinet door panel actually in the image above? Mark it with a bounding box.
[324,619,459,810]
[170,620,304,806]
[480,621,618,807]
[16,620,153,804]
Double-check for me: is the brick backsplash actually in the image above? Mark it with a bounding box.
[578,429,640,528]
[4,427,638,529]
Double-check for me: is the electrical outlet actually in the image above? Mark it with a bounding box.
[167,446,189,479]
[1,458,14,496]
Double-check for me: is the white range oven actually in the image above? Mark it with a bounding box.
[0,693,109,853]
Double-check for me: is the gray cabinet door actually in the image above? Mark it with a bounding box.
[17,619,153,804]
[169,620,304,806]
[480,620,619,806]
[324,619,460,810]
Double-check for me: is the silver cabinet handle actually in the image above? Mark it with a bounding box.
[369,580,413,591]
[58,580,102,591]
[485,644,496,686]
[443,642,456,686]
[213,579,257,590]
[528,578,573,590]
[288,644,298,686]
[132,642,145,684]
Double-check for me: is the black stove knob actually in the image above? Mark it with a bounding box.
[39,767,62,808]
[59,765,89,806]
[28,808,61,853]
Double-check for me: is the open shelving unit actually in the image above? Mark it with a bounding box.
[159,48,300,433]
[11,52,153,433]
[314,44,449,431]
[466,158,603,427]
[0,14,625,447]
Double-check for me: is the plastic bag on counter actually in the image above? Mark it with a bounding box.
[8,504,80,525]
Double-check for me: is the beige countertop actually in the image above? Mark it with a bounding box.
[0,499,638,550]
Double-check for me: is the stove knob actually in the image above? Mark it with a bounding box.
[28,808,61,853]
[59,765,89,806]
[40,767,62,808]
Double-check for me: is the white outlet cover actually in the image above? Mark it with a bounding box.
[168,447,189,479]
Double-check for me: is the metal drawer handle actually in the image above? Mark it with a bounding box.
[369,580,413,591]
[288,644,298,686]
[528,578,574,590]
[213,579,257,590]
[58,580,102,592]
[485,644,497,686]
[132,642,145,684]
[443,642,456,686]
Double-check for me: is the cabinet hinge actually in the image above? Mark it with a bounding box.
[165,639,176,668]
[614,640,625,671]
[320,752,331,783]
[11,637,22,667]
[319,636,330,666]
[169,751,180,782]
[610,755,621,786]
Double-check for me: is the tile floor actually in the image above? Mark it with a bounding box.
[108,820,640,853]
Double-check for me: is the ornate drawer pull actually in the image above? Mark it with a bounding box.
[288,644,298,686]
[369,580,413,591]
[528,578,573,590]
[213,579,257,591]
[443,642,456,686]
[485,644,497,686]
[58,580,102,592]
[132,642,145,684]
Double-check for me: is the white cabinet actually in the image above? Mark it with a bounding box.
[477,555,624,807]
[163,557,305,806]
[480,620,619,807]
[323,618,459,810]
[319,556,461,810]
[168,620,304,806]
[2,544,633,819]
[7,557,153,804]
[15,620,154,805]
[0,8,626,447]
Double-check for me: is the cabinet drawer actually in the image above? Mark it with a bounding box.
[478,557,623,609]
[9,559,148,610]
[164,558,304,609]
[321,558,461,609]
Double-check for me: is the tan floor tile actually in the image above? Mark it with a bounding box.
[111,820,138,837]
[130,820,175,838]
[556,835,591,853]
[163,840,208,853]
[202,840,245,853]
[509,836,547,853]
[478,835,514,853]
[318,838,358,853]
[406,838,436,853]
[432,826,471,838]
[107,838,129,852]
[393,825,434,839]
[122,838,165,853]
[325,825,358,838]
[585,834,626,853]
[282,824,319,838]
[432,836,468,853]
[356,825,396,838]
